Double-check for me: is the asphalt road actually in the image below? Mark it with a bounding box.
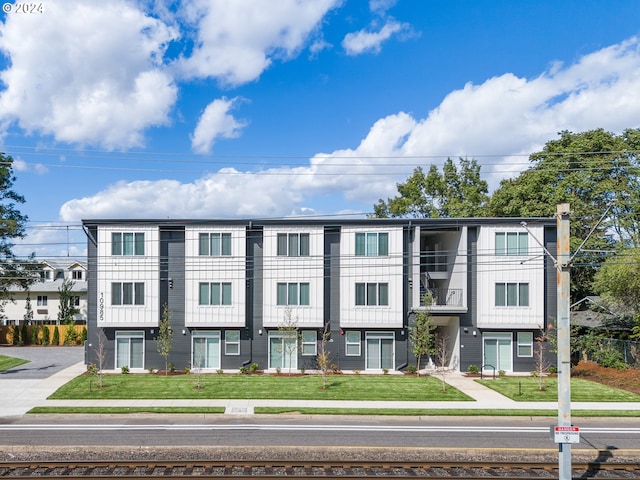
[0,346,84,379]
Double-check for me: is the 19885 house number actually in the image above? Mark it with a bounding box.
[3,3,44,13]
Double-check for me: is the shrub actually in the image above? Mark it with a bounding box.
[168,362,175,374]
[548,366,557,374]
[216,369,224,375]
[121,365,130,374]
[42,326,50,345]
[249,362,259,373]
[354,369,360,375]
[81,327,87,343]
[11,324,19,345]
[407,365,417,374]
[382,368,389,375]
[467,364,479,374]
[184,366,191,375]
[498,370,506,377]
[593,348,627,370]
[87,363,98,376]
[52,326,60,346]
[239,366,249,374]
[147,367,155,374]
[299,366,305,374]
[31,325,39,345]
[21,323,29,345]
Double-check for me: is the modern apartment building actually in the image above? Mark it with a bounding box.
[83,218,557,374]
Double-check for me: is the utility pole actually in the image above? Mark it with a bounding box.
[556,203,572,480]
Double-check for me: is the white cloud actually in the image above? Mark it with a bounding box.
[342,20,408,55]
[191,97,247,154]
[0,0,178,149]
[59,37,640,221]
[177,0,340,85]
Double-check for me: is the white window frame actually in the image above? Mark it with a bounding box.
[72,270,83,280]
[192,331,221,369]
[517,331,534,357]
[495,282,529,307]
[345,331,361,356]
[495,232,528,256]
[355,232,389,256]
[225,330,240,356]
[37,295,48,306]
[112,232,145,256]
[111,282,145,306]
[199,232,232,256]
[301,330,317,356]
[115,331,145,370]
[276,232,310,257]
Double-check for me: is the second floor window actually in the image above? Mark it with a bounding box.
[72,270,83,280]
[112,232,144,256]
[72,296,80,307]
[199,233,231,256]
[355,282,389,306]
[199,282,232,305]
[277,233,309,256]
[495,282,529,306]
[277,282,310,305]
[112,282,145,305]
[355,232,388,256]
[37,295,48,306]
[495,232,528,256]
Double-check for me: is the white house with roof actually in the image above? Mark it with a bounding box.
[2,259,88,326]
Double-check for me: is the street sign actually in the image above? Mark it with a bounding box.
[554,425,580,444]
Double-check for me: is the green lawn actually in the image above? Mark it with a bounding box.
[50,373,473,401]
[0,354,29,371]
[477,377,640,402]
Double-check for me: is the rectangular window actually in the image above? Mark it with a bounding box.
[355,283,389,306]
[495,232,528,256]
[116,331,144,369]
[355,232,388,256]
[72,270,83,280]
[276,282,310,305]
[37,295,48,306]
[277,233,310,256]
[345,331,361,356]
[517,332,534,357]
[495,283,529,306]
[111,282,145,305]
[199,282,232,305]
[72,296,80,307]
[112,232,144,256]
[225,330,240,355]
[193,332,221,369]
[199,232,232,256]
[301,330,317,356]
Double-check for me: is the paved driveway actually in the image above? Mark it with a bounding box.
[0,346,84,379]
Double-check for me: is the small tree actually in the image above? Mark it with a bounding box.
[316,322,331,390]
[58,280,80,344]
[94,328,108,387]
[278,308,299,374]
[11,323,20,345]
[434,334,450,392]
[409,293,437,373]
[156,304,174,375]
[20,321,29,345]
[52,325,60,346]
[42,325,50,345]
[533,327,552,391]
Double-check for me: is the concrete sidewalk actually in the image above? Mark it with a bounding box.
[1,361,637,417]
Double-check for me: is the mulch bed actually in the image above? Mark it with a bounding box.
[572,361,640,395]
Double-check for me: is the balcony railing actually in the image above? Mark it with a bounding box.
[420,287,463,307]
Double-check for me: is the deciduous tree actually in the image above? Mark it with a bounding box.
[156,304,174,375]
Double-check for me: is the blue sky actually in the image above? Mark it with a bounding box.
[1,0,639,258]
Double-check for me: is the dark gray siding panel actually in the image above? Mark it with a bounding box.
[324,227,342,369]
[460,226,482,372]
[245,226,267,370]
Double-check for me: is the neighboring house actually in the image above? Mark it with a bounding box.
[83,218,557,373]
[2,259,88,326]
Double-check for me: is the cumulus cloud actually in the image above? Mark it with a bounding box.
[177,0,340,85]
[342,20,408,55]
[0,0,178,149]
[59,37,640,222]
[191,97,247,154]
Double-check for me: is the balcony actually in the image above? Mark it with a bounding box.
[420,287,463,308]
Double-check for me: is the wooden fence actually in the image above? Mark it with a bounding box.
[0,325,86,346]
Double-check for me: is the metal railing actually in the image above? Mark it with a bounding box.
[419,287,463,307]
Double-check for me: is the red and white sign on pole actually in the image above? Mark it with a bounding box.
[554,426,580,444]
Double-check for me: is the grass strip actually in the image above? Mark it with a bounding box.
[50,374,473,401]
[0,354,29,371]
[476,377,640,402]
[28,406,225,415]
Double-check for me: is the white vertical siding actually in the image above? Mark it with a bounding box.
[476,224,546,329]
[339,225,404,328]
[262,226,324,328]
[184,226,246,327]
[96,226,159,327]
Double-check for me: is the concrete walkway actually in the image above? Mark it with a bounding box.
[2,360,638,418]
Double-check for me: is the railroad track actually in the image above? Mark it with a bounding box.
[1,460,640,479]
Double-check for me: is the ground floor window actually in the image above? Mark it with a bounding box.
[365,331,394,370]
[517,331,534,357]
[345,331,361,356]
[225,330,240,355]
[192,331,221,369]
[483,333,512,372]
[115,331,144,369]
[269,332,298,370]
